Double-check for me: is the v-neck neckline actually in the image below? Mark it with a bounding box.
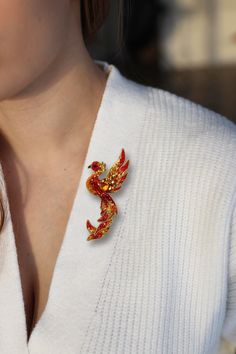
[0,59,149,353]
[0,59,113,345]
[27,60,113,343]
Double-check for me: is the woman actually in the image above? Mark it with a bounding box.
[0,1,235,353]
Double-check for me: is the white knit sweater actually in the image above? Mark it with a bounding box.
[0,60,235,354]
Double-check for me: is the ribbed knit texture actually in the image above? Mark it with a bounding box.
[0,61,236,354]
[78,75,236,353]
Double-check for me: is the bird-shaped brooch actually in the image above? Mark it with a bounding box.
[86,148,129,241]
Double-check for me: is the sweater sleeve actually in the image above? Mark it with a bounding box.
[221,197,236,346]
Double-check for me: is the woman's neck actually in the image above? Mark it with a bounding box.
[0,42,108,171]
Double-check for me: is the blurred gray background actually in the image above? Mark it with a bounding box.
[86,0,236,124]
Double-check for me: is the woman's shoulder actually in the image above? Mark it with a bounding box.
[107,61,234,132]
[120,71,236,185]
[123,72,236,156]
[149,83,236,135]
[126,75,236,137]
[109,63,236,167]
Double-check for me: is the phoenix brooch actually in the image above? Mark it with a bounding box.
[86,148,129,241]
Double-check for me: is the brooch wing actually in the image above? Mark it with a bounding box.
[98,148,129,193]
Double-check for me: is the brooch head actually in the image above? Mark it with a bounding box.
[86,148,129,241]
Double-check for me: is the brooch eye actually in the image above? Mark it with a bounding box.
[85,148,129,241]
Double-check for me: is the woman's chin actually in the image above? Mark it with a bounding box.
[0,70,41,102]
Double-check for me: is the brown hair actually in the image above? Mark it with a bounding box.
[0,191,4,232]
[81,0,124,45]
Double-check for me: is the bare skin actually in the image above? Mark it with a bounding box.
[0,0,108,341]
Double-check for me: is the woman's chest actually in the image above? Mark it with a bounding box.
[12,201,69,341]
[78,240,227,354]
[0,147,233,353]
[6,176,80,341]
[76,174,230,354]
[17,189,229,353]
[17,230,66,342]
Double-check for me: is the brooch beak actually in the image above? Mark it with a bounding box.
[85,148,129,241]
